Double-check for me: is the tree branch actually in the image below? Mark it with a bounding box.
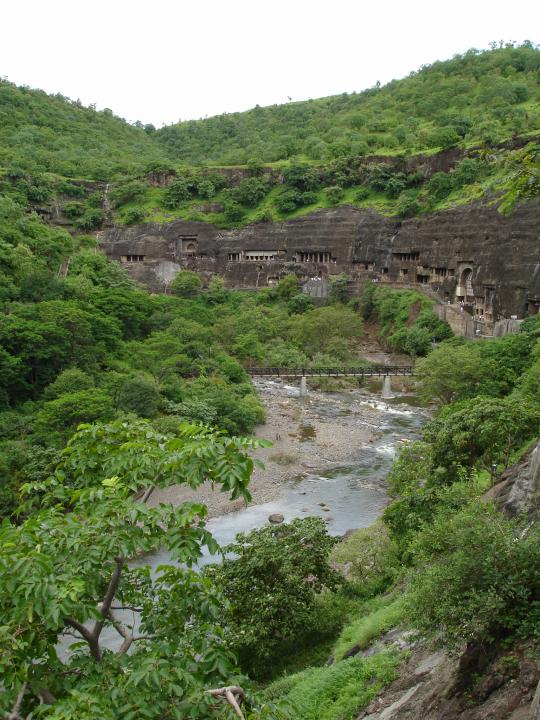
[91,556,124,646]
[110,605,143,612]
[206,687,246,720]
[140,486,155,504]
[6,682,27,720]
[100,557,125,618]
[63,617,94,644]
[35,688,56,705]
[107,609,134,654]
[64,616,101,661]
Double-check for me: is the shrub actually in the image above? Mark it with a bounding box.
[205,518,340,678]
[62,201,85,219]
[395,191,421,218]
[427,171,453,200]
[389,325,432,355]
[196,179,215,199]
[325,185,345,204]
[222,199,245,222]
[354,186,370,202]
[34,389,114,439]
[162,178,192,208]
[171,270,202,298]
[43,368,94,400]
[406,501,540,647]
[430,126,461,150]
[383,476,482,558]
[331,522,402,598]
[283,164,321,191]
[232,177,269,207]
[117,376,160,417]
[276,273,300,300]
[287,294,314,314]
[74,209,104,230]
[123,207,146,224]
[328,274,349,304]
[253,207,274,223]
[275,189,302,214]
[451,157,485,187]
[109,179,147,207]
[424,395,540,476]
[173,398,218,425]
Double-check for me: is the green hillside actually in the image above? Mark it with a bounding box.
[156,44,540,165]
[1,44,539,183]
[0,44,539,230]
[0,79,166,178]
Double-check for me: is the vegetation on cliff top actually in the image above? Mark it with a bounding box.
[1,44,539,230]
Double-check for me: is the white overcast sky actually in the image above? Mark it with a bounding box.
[1,0,539,126]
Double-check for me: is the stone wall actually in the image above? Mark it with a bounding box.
[100,199,540,322]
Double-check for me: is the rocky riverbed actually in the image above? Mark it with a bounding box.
[149,374,426,525]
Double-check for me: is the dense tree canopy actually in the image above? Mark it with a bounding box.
[156,45,540,165]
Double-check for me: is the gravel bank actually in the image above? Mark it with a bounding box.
[148,380,390,518]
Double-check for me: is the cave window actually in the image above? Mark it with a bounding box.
[296,251,333,263]
[246,250,277,261]
[125,254,145,262]
[181,236,198,254]
[382,267,389,274]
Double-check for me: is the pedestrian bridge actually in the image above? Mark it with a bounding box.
[247,365,414,378]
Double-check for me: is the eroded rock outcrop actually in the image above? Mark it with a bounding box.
[358,640,540,720]
[488,440,540,518]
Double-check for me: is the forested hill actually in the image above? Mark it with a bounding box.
[0,80,166,178]
[156,44,540,165]
[1,44,539,181]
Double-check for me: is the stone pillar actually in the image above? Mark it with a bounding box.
[300,376,308,397]
[382,375,394,399]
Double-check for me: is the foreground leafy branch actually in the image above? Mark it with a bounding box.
[0,419,274,719]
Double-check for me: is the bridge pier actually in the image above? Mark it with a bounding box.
[300,376,308,397]
[382,375,394,400]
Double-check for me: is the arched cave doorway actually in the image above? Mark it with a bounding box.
[456,266,475,305]
[461,268,474,300]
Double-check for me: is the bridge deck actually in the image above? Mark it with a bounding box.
[247,366,414,378]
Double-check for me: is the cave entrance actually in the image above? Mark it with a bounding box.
[456,266,474,304]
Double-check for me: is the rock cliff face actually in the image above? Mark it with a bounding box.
[100,199,540,322]
[488,439,540,518]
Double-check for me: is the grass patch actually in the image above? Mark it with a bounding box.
[263,651,401,720]
[332,596,406,661]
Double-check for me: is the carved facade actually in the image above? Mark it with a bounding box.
[100,201,540,326]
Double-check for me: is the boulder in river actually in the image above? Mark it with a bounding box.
[268,513,285,524]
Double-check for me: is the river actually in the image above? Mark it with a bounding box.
[59,377,428,656]
[146,378,426,568]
